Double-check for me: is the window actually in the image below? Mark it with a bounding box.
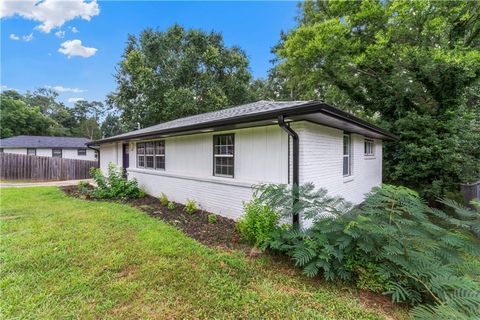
[27,148,36,156]
[213,134,234,177]
[343,134,351,176]
[364,139,374,156]
[155,141,165,170]
[137,141,165,170]
[0,148,3,153]
[52,149,62,158]
[77,148,87,156]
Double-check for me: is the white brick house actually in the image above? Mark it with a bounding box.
[89,101,395,227]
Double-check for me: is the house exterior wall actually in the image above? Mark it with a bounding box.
[1,147,96,160]
[293,121,382,228]
[98,121,383,223]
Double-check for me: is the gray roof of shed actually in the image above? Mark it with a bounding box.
[90,100,396,144]
[0,136,90,148]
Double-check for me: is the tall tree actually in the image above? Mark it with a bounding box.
[101,113,125,138]
[71,100,104,140]
[109,25,256,130]
[272,0,480,199]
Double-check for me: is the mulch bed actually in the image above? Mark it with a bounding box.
[61,185,252,252]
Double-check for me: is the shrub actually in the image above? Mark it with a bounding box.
[159,193,169,206]
[237,200,279,249]
[184,199,197,214]
[89,163,142,199]
[208,214,218,224]
[167,201,175,211]
[77,180,91,194]
[257,183,480,319]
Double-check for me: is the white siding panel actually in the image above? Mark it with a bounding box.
[2,147,96,160]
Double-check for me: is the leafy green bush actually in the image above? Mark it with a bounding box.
[208,214,218,224]
[159,193,169,206]
[89,163,142,199]
[184,199,197,214]
[167,201,175,211]
[257,183,480,319]
[237,200,279,249]
[77,180,91,194]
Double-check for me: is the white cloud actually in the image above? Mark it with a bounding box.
[70,26,79,33]
[46,85,85,93]
[68,97,86,103]
[9,33,33,41]
[55,30,65,38]
[58,39,97,58]
[22,33,33,42]
[0,0,100,33]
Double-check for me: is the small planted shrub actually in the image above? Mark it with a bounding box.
[159,192,169,206]
[184,199,198,214]
[255,183,480,319]
[89,163,142,199]
[167,201,175,211]
[237,199,279,249]
[208,214,218,224]
[77,180,91,194]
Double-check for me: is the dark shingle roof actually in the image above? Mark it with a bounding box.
[0,136,90,148]
[90,100,396,144]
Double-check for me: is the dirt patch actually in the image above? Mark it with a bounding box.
[62,185,250,251]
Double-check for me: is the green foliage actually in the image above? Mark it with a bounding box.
[77,181,91,194]
[270,0,480,199]
[208,214,218,224]
[159,193,169,206]
[89,163,142,199]
[258,183,480,319]
[184,199,198,214]
[167,201,175,211]
[237,200,279,249]
[109,25,258,130]
[0,89,106,139]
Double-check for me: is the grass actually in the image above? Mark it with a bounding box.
[0,187,406,319]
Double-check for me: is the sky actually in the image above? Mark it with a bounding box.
[1,1,299,106]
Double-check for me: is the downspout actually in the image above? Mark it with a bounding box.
[277,115,300,226]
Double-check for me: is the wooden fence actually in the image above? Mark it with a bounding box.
[0,153,98,181]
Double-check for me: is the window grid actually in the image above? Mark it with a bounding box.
[213,134,234,177]
[52,149,62,158]
[27,148,36,156]
[364,139,374,156]
[137,141,165,170]
[77,148,87,156]
[343,134,351,176]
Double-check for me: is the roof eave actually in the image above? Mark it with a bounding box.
[88,101,396,145]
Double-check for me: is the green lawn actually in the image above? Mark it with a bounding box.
[0,187,405,319]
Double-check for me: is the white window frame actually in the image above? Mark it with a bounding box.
[343,134,352,177]
[364,139,374,156]
[213,134,234,178]
[137,140,165,170]
[77,148,87,156]
[27,148,36,156]
[52,149,62,158]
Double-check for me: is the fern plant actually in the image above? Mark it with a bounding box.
[257,183,480,319]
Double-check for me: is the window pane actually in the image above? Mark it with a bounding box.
[137,143,145,155]
[52,149,62,158]
[343,156,349,176]
[155,156,165,170]
[138,155,145,167]
[145,142,154,155]
[27,148,36,156]
[155,141,165,154]
[77,148,86,156]
[146,155,154,168]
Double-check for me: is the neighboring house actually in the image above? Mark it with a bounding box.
[0,135,97,161]
[88,100,396,227]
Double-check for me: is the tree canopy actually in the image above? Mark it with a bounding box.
[109,24,258,130]
[270,0,480,199]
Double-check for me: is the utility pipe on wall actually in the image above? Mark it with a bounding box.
[277,115,300,226]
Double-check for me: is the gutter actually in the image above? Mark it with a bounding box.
[277,115,300,226]
[88,101,397,146]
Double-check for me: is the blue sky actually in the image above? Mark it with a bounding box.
[1,1,299,105]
